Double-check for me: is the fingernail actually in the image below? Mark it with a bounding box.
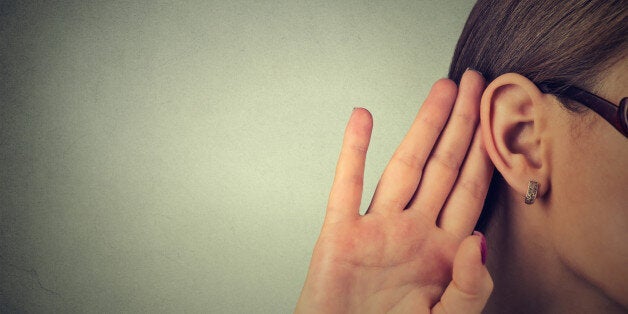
[465,67,484,78]
[473,230,487,265]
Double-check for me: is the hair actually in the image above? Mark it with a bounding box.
[448,0,628,232]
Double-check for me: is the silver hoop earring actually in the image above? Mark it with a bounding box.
[524,180,539,205]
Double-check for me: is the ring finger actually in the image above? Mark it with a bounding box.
[366,79,458,215]
[406,70,485,222]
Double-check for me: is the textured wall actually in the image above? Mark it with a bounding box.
[0,1,474,312]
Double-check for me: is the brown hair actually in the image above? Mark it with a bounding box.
[448,0,627,232]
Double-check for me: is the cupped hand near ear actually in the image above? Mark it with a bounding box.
[295,70,494,314]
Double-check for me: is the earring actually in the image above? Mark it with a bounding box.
[524,180,539,204]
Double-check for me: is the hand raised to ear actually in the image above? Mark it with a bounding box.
[295,70,494,314]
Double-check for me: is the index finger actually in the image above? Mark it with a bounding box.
[326,108,373,223]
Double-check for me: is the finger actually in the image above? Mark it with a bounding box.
[438,127,494,238]
[366,79,457,215]
[432,232,493,314]
[326,108,373,223]
[406,70,485,222]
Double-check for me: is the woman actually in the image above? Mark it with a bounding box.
[296,0,627,313]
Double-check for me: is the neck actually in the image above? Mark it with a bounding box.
[482,190,625,314]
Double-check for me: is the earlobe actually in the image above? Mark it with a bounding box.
[480,73,551,202]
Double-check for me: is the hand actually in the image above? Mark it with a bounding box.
[295,70,494,314]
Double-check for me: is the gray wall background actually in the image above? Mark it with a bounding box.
[1,1,474,312]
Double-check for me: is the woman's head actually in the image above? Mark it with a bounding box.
[448,0,627,309]
[449,0,626,88]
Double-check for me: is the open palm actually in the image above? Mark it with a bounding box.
[296,71,493,314]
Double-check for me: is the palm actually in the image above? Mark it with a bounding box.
[310,215,459,312]
[296,72,493,314]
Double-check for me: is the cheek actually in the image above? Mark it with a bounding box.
[548,121,628,306]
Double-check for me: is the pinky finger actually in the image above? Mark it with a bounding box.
[326,108,373,223]
[432,232,493,314]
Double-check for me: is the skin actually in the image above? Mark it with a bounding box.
[296,57,626,313]
[481,57,628,313]
[295,70,494,313]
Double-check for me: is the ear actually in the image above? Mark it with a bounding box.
[480,73,552,203]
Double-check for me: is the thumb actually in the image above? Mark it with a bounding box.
[432,231,493,314]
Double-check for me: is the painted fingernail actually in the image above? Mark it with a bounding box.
[473,230,487,265]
